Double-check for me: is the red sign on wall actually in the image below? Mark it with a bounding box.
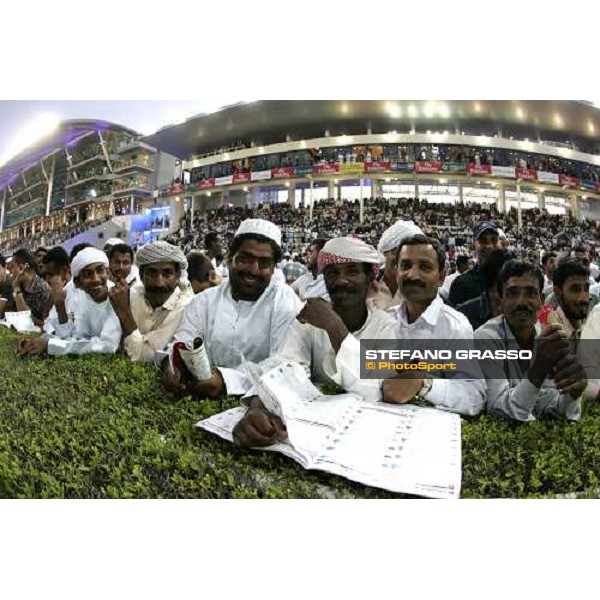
[232,173,251,183]
[466,164,492,175]
[197,179,215,189]
[364,161,391,172]
[415,161,443,173]
[559,175,579,188]
[313,163,340,175]
[271,167,295,179]
[516,168,537,181]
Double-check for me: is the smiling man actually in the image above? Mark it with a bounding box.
[475,260,586,422]
[232,236,396,447]
[162,218,302,399]
[18,248,121,358]
[109,241,194,363]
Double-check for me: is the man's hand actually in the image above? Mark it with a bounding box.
[552,354,588,398]
[49,281,67,307]
[528,324,571,387]
[108,279,131,315]
[17,337,48,358]
[232,405,288,447]
[161,360,188,397]
[297,298,349,353]
[383,374,424,404]
[11,264,25,293]
[297,298,343,330]
[188,368,225,399]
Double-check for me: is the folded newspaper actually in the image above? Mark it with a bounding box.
[169,338,211,379]
[0,310,41,333]
[197,361,462,499]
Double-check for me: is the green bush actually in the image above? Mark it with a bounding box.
[1,327,599,498]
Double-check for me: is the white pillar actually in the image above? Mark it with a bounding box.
[538,190,545,211]
[570,193,580,219]
[458,181,464,205]
[498,183,506,213]
[0,188,5,233]
[327,180,334,199]
[45,156,55,217]
[287,184,294,205]
[130,195,135,214]
[517,181,522,231]
[359,177,364,224]
[309,179,314,221]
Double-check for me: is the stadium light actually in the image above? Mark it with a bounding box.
[90,189,97,198]
[0,112,60,168]
[407,105,418,118]
[387,103,401,118]
[423,103,435,118]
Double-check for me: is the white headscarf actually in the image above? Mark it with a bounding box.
[71,248,109,278]
[377,220,424,254]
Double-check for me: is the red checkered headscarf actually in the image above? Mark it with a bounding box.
[317,236,383,278]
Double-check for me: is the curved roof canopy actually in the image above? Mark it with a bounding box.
[143,100,600,160]
[0,119,139,190]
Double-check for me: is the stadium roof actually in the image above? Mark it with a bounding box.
[143,100,600,160]
[0,119,139,191]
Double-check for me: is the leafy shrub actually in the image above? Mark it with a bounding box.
[1,328,599,498]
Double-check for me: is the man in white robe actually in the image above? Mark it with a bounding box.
[162,219,302,398]
[18,248,122,357]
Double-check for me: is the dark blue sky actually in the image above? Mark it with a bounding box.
[0,99,244,166]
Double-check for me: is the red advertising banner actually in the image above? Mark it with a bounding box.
[559,175,579,188]
[596,182,600,192]
[466,164,492,175]
[364,161,391,173]
[167,182,186,195]
[198,179,215,189]
[271,167,295,179]
[232,173,251,184]
[516,168,537,181]
[313,163,339,175]
[415,161,443,173]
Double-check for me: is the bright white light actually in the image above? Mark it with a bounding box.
[407,105,418,118]
[423,103,435,118]
[439,103,450,118]
[0,112,60,167]
[90,189,97,198]
[387,103,401,118]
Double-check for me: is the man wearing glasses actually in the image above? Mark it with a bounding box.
[162,219,302,399]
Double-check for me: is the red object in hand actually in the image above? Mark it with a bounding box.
[537,305,553,326]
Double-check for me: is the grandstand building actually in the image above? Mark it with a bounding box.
[0,120,177,247]
[145,100,600,226]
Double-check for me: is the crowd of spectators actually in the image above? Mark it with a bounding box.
[167,197,600,262]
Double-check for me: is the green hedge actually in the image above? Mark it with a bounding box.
[1,327,599,498]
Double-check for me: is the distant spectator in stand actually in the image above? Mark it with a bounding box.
[187,250,220,295]
[457,249,515,330]
[107,243,138,286]
[291,238,330,301]
[440,255,472,302]
[204,231,228,278]
[541,251,557,298]
[449,220,502,307]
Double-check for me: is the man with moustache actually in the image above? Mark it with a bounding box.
[109,241,194,363]
[162,219,302,399]
[475,260,586,422]
[17,248,122,357]
[382,234,486,416]
[232,236,396,447]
